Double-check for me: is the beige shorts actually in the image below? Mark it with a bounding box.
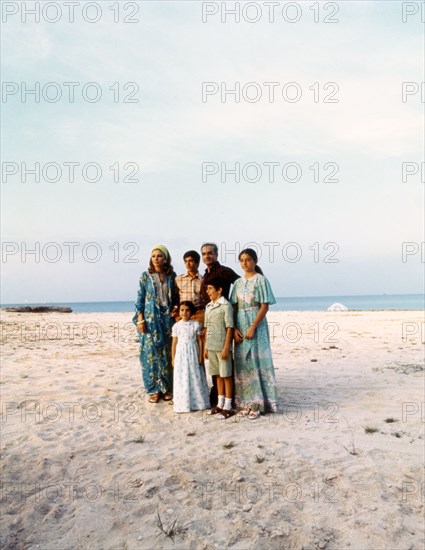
[207,350,232,378]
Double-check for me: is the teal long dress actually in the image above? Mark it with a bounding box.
[230,274,279,413]
[132,271,179,395]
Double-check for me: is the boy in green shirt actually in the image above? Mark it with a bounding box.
[204,278,234,419]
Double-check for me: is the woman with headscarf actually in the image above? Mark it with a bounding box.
[133,245,179,403]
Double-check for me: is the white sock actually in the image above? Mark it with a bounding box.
[224,398,232,411]
[217,395,225,409]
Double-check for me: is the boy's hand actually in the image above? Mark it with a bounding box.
[221,348,229,360]
[204,349,208,360]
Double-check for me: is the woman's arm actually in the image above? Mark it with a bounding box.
[245,303,269,340]
[135,274,147,333]
[137,315,147,334]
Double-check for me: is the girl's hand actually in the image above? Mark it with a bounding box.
[171,306,179,318]
[198,356,203,366]
[234,329,244,343]
[244,325,256,340]
[204,349,208,360]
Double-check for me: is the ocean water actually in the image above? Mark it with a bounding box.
[272,294,424,312]
[2,294,423,313]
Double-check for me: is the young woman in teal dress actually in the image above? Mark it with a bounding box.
[230,248,278,418]
[133,244,179,403]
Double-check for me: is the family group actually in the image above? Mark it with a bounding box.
[132,243,279,419]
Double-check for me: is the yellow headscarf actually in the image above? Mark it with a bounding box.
[151,244,170,262]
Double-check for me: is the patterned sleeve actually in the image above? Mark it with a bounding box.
[132,272,147,325]
[172,322,179,338]
[254,275,276,305]
[224,302,234,328]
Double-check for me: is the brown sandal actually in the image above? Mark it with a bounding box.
[217,409,235,419]
[149,393,160,403]
[208,406,223,415]
[162,392,173,401]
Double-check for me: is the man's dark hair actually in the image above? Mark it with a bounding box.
[183,250,200,265]
[201,242,218,255]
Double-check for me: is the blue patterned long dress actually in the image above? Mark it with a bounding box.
[230,274,279,413]
[132,271,178,395]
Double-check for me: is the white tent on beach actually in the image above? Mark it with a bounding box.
[327,303,349,312]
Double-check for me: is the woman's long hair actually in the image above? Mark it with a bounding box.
[148,255,174,275]
[239,248,264,275]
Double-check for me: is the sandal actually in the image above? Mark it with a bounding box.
[248,409,260,420]
[162,392,173,401]
[148,393,160,403]
[208,406,223,415]
[237,407,251,418]
[217,409,235,419]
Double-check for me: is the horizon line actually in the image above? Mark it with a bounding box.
[1,292,424,306]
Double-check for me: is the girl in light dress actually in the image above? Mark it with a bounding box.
[171,301,210,413]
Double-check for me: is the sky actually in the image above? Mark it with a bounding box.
[1,0,424,302]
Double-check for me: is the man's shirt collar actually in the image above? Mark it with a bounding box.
[205,261,220,274]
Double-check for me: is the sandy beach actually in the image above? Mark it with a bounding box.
[0,310,424,550]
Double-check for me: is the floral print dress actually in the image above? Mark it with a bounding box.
[230,274,279,413]
[133,271,179,395]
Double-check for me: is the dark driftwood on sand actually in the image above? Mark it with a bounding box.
[2,306,73,313]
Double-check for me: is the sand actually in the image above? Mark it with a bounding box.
[0,310,424,550]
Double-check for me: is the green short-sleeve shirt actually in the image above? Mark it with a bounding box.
[205,297,234,351]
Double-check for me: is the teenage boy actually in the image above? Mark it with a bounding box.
[204,278,234,419]
[175,250,205,324]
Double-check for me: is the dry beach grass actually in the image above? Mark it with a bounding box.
[0,310,424,549]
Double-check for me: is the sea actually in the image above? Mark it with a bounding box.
[2,294,424,313]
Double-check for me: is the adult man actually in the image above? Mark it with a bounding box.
[175,250,205,324]
[201,243,239,407]
[200,243,239,304]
